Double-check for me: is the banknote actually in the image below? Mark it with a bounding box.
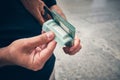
[42,6,76,46]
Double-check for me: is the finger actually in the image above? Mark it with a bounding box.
[32,0,45,24]
[63,37,82,55]
[26,31,55,47]
[69,38,81,54]
[38,44,47,50]
[35,44,47,52]
[69,37,82,55]
[69,38,81,52]
[35,46,42,52]
[63,44,81,55]
[69,45,82,55]
[39,40,57,63]
[38,1,46,24]
[63,47,70,54]
[36,8,45,24]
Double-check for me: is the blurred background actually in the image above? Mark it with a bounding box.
[54,0,120,80]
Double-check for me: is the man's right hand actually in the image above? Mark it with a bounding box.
[21,0,46,24]
[0,31,57,71]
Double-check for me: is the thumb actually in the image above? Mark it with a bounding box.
[27,31,55,47]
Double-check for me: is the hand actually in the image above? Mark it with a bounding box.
[50,5,82,55]
[0,32,57,71]
[63,36,82,55]
[21,0,45,24]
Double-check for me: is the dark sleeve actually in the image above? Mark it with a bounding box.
[43,0,57,8]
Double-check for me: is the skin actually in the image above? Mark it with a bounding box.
[0,0,82,71]
[21,0,45,24]
[0,32,56,71]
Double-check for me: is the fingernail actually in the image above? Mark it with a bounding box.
[46,31,55,40]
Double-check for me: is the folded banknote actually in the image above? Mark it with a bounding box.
[42,7,76,47]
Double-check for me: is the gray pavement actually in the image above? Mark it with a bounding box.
[54,0,120,80]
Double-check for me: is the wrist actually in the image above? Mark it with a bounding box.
[0,46,11,67]
[50,5,66,19]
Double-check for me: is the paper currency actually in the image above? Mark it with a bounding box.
[42,7,75,46]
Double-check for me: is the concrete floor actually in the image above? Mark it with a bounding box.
[54,0,120,80]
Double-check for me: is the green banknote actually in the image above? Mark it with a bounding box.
[42,10,75,47]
